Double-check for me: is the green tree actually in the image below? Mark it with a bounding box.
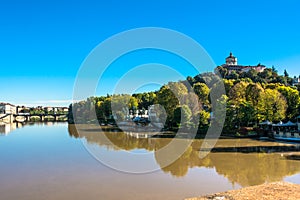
[173,105,192,128]
[245,83,264,107]
[193,82,210,107]
[284,69,289,77]
[239,100,255,126]
[198,110,210,128]
[272,66,278,73]
[228,71,239,80]
[215,66,228,78]
[276,85,300,119]
[228,81,249,104]
[223,79,235,95]
[257,89,287,122]
[157,82,188,123]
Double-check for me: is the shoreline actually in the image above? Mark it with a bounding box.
[185,181,300,200]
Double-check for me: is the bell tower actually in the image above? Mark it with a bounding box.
[225,52,238,65]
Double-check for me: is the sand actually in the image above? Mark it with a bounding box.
[186,182,300,200]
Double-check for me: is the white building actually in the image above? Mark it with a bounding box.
[225,52,238,65]
[293,77,300,86]
[221,52,266,73]
[0,103,17,115]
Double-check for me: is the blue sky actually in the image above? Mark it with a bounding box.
[0,0,300,106]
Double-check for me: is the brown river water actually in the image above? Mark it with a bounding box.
[1,122,300,200]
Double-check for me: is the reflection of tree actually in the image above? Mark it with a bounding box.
[158,146,193,177]
[68,125,300,186]
[68,124,79,138]
[207,153,300,186]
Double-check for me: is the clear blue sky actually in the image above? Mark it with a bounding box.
[1,0,300,106]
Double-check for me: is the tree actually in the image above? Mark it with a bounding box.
[276,85,300,119]
[157,82,188,123]
[239,100,256,126]
[228,71,239,80]
[276,75,288,85]
[257,89,287,122]
[198,110,210,128]
[186,76,194,86]
[245,83,264,107]
[193,82,210,107]
[173,105,192,128]
[228,81,249,104]
[180,92,201,115]
[258,68,274,83]
[215,66,228,78]
[223,79,235,95]
[128,96,138,110]
[241,69,258,81]
[284,69,289,77]
[272,66,278,73]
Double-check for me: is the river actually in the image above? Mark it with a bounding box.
[1,122,300,200]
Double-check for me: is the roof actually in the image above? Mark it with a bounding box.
[273,121,297,127]
[0,102,16,107]
[259,120,272,125]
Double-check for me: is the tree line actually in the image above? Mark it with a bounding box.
[68,66,300,135]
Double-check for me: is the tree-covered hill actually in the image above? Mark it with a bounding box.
[68,67,300,135]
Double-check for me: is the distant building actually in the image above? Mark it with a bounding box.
[16,106,30,114]
[44,107,54,112]
[62,107,69,112]
[293,77,300,86]
[44,107,69,113]
[221,52,266,73]
[0,103,17,115]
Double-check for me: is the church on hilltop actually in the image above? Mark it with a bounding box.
[221,52,266,73]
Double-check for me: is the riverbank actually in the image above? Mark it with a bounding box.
[186,182,300,200]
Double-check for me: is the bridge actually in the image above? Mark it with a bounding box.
[0,114,10,120]
[0,113,68,123]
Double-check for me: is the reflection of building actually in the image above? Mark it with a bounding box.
[0,123,17,135]
[221,52,266,73]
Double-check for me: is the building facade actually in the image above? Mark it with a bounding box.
[0,103,17,115]
[293,77,300,86]
[221,52,266,73]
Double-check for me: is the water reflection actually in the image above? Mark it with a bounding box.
[0,122,20,135]
[0,122,62,135]
[68,124,300,187]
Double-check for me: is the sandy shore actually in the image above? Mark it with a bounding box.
[186,182,300,200]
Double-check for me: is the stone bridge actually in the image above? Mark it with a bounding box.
[0,113,68,123]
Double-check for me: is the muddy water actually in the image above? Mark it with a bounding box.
[0,123,300,200]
